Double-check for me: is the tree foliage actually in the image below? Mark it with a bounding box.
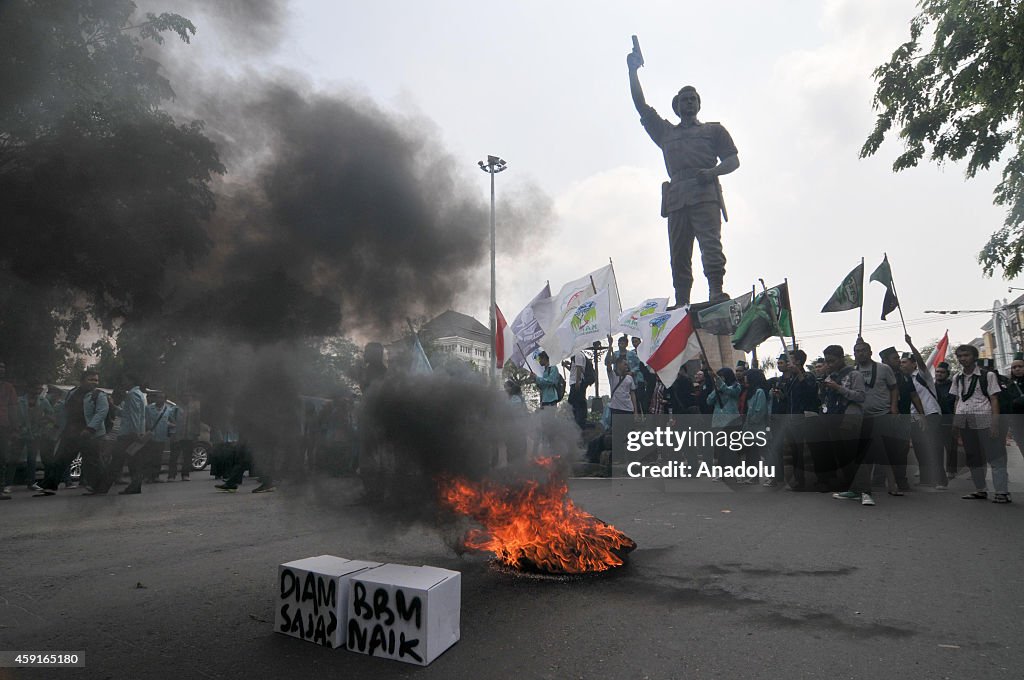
[861,0,1024,277]
[0,0,223,379]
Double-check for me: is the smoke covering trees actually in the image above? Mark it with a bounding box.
[860,0,1024,279]
[0,0,223,378]
[2,2,546,390]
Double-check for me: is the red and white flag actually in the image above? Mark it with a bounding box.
[925,330,949,375]
[636,307,700,384]
[495,305,516,369]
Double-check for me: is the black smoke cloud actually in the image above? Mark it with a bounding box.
[140,0,552,340]
[159,75,551,341]
[356,372,582,531]
[94,4,563,522]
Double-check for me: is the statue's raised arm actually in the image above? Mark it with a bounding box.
[627,36,647,113]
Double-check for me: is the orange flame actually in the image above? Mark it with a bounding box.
[438,457,636,574]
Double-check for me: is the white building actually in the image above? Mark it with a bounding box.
[419,310,490,368]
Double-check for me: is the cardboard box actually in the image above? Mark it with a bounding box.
[346,564,461,665]
[275,555,382,649]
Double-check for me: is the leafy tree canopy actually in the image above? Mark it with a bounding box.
[861,0,1024,277]
[0,0,223,378]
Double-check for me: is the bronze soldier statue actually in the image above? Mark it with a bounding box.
[627,38,739,307]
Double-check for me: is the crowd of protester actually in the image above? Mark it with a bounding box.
[2,331,1020,507]
[0,344,392,500]
[0,365,232,499]
[565,333,1019,507]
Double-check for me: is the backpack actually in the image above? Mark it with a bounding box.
[554,372,566,403]
[582,358,596,388]
[992,372,1015,414]
[959,369,1013,413]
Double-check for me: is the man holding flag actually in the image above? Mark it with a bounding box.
[904,334,947,488]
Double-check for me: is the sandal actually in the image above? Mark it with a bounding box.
[961,491,988,500]
[993,493,1012,504]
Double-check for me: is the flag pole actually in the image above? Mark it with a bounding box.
[884,252,910,336]
[513,338,531,374]
[784,277,797,350]
[609,257,623,312]
[591,274,609,349]
[407,317,433,372]
[858,257,864,341]
[406,317,423,351]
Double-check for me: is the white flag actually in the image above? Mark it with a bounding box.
[548,287,615,363]
[524,347,544,377]
[615,297,669,337]
[510,284,550,369]
[533,264,620,335]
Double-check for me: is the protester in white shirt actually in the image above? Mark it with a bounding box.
[903,336,946,488]
[949,344,1009,503]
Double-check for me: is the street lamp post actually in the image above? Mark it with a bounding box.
[479,155,507,386]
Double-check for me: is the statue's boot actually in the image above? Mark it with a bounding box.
[668,282,692,310]
[708,278,730,304]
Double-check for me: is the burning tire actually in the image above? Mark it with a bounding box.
[439,457,637,575]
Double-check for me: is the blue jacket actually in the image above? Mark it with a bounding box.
[120,386,147,437]
[146,402,177,442]
[744,388,769,430]
[707,381,742,429]
[536,366,560,404]
[57,387,110,438]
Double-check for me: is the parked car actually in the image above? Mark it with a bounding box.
[17,388,212,483]
[51,434,211,483]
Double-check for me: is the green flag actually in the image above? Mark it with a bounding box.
[869,255,899,320]
[821,262,864,313]
[732,294,773,351]
[732,284,792,351]
[696,291,753,336]
[764,282,793,338]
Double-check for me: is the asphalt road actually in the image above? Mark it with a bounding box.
[2,454,1023,680]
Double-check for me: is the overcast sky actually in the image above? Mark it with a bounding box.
[155,0,1020,361]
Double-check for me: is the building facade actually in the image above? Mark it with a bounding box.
[419,310,491,369]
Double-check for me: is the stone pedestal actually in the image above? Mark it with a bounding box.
[694,329,746,371]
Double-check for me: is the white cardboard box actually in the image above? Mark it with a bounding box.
[346,564,461,665]
[275,555,382,649]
